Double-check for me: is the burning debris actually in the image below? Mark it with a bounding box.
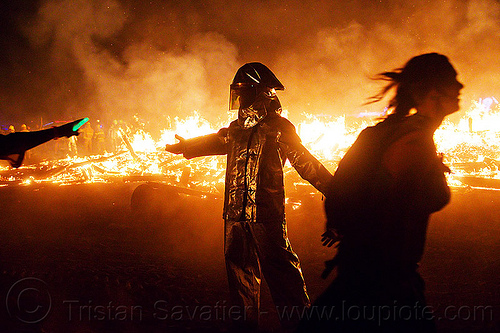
[2,98,500,191]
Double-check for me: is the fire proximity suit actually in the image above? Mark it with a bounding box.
[166,63,333,329]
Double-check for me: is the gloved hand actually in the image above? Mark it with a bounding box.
[54,118,87,138]
[321,228,341,247]
[165,134,186,154]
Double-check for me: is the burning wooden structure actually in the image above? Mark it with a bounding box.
[2,98,500,193]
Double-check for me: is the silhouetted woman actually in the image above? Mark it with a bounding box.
[299,53,463,332]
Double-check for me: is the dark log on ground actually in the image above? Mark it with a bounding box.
[458,176,500,189]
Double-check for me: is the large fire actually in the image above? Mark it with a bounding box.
[2,99,500,193]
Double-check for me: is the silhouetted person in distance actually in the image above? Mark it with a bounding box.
[81,121,94,155]
[93,123,106,155]
[297,53,463,333]
[19,124,32,161]
[166,62,333,332]
[0,120,82,168]
[108,120,121,153]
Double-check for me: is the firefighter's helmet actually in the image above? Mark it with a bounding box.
[229,62,284,111]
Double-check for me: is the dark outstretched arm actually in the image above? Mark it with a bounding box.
[0,119,82,167]
[0,130,57,156]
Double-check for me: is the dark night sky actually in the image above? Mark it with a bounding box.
[1,0,500,132]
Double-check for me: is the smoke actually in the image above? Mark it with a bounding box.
[2,0,500,130]
[276,0,500,122]
[11,0,239,133]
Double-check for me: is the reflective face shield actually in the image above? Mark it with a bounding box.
[229,83,257,111]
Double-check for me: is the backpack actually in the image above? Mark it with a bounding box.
[324,121,395,236]
[321,120,401,278]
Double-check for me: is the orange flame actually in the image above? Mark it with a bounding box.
[2,99,500,191]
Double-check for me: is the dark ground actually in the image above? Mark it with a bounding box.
[0,182,498,333]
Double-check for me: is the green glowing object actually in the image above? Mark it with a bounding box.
[72,117,89,131]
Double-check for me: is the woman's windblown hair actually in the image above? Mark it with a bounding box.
[368,53,458,122]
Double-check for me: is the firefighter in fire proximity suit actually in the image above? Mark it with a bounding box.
[165,62,333,330]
